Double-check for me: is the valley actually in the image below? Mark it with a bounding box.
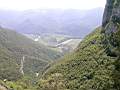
[1,0,120,90]
[24,33,82,53]
[0,26,82,90]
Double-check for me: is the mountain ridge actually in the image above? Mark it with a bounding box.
[0,8,104,38]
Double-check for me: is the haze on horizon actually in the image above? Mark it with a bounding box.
[0,0,106,11]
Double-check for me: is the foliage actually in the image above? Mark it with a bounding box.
[0,28,62,81]
[43,28,119,90]
[38,73,68,90]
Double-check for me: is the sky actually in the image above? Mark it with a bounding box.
[0,0,106,11]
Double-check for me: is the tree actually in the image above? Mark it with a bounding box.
[38,73,69,90]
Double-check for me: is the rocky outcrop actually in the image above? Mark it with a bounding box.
[102,0,120,57]
[102,0,120,27]
[102,0,114,27]
[102,1,120,89]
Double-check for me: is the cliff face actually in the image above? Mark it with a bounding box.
[103,0,120,27]
[102,0,114,27]
[102,0,120,57]
[103,1,120,89]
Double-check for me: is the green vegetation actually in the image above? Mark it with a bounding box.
[1,0,120,90]
[1,26,119,90]
[105,21,120,90]
[0,28,62,82]
[38,73,68,90]
[41,27,120,90]
[0,76,38,90]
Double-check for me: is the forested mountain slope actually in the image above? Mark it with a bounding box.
[40,0,120,90]
[0,27,62,81]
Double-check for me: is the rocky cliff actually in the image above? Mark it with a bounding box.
[102,0,120,27]
[102,0,120,57]
[102,0,120,89]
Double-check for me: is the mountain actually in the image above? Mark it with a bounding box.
[0,8,104,90]
[0,8,104,38]
[39,1,120,90]
[0,27,62,81]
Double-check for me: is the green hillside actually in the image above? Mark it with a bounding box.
[40,26,120,90]
[40,28,116,90]
[38,0,120,90]
[0,27,62,81]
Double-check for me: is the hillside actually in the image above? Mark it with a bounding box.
[41,28,115,90]
[39,0,120,90]
[0,27,62,81]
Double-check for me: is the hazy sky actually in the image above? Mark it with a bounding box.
[0,0,106,10]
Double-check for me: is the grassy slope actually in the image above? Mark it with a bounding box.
[0,27,62,81]
[43,27,119,90]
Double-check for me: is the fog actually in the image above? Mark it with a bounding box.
[0,0,106,10]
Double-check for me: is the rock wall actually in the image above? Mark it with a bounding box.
[102,0,120,27]
[102,0,120,57]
